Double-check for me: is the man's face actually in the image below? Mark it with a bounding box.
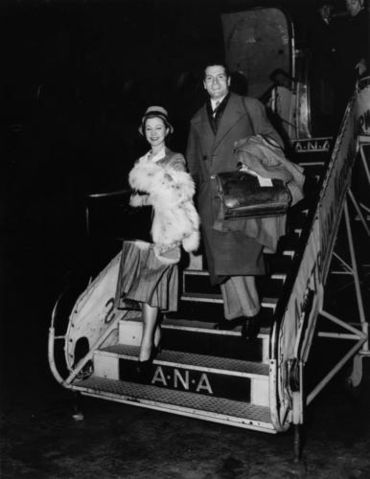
[319,4,333,20]
[203,65,230,100]
[346,0,363,16]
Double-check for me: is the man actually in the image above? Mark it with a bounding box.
[186,62,283,339]
[309,1,337,134]
[334,0,368,119]
[343,0,368,74]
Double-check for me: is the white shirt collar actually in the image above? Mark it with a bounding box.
[211,95,226,110]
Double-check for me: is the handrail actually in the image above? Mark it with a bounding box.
[63,312,123,386]
[269,90,357,363]
[87,188,130,200]
[48,279,126,387]
[268,165,329,361]
[48,291,72,385]
[267,82,367,432]
[85,188,131,239]
[48,326,67,385]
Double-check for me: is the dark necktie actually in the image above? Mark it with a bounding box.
[213,100,221,117]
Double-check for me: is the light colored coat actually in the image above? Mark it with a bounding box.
[212,134,306,255]
[129,148,200,253]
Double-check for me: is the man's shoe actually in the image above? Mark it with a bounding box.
[241,313,261,340]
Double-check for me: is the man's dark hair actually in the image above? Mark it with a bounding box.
[203,61,231,79]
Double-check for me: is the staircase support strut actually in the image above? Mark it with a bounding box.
[306,193,369,405]
[343,199,369,351]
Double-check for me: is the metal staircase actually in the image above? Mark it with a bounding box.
[48,137,329,433]
[48,81,369,456]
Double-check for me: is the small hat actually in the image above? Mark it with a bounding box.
[139,106,174,135]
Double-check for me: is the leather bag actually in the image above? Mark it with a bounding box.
[215,170,292,219]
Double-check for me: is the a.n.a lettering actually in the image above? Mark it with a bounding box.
[151,366,213,395]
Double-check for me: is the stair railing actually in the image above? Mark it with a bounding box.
[269,79,370,434]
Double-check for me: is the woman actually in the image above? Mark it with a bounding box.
[117,106,199,380]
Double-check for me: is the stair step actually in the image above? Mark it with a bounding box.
[166,300,275,326]
[100,344,269,376]
[166,300,226,322]
[181,291,223,303]
[299,163,325,178]
[265,254,293,276]
[182,270,219,296]
[120,317,270,362]
[277,232,301,253]
[183,270,285,299]
[180,291,278,309]
[292,137,332,156]
[258,276,285,297]
[74,376,275,432]
[94,345,270,405]
[297,160,326,166]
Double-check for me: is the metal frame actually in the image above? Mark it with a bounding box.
[266,80,370,457]
[306,134,370,398]
[48,291,123,387]
[307,196,369,405]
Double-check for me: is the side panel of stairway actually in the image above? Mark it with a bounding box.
[273,84,369,429]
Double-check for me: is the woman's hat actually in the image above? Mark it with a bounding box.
[139,106,174,135]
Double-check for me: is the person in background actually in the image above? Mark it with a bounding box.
[334,0,369,119]
[309,0,337,134]
[116,106,199,380]
[186,62,283,340]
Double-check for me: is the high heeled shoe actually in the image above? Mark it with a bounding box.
[136,342,162,383]
[136,358,153,382]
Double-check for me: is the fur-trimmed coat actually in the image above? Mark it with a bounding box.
[129,148,200,253]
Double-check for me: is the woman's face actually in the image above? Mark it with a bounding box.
[144,117,168,149]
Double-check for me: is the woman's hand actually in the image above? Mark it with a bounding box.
[129,193,149,207]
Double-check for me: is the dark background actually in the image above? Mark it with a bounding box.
[0,0,360,392]
[1,1,370,478]
[1,3,369,476]
[0,0,322,292]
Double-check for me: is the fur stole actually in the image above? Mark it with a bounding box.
[129,155,200,253]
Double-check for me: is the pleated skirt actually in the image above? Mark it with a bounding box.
[115,241,179,312]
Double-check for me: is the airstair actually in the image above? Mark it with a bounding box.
[48,80,369,457]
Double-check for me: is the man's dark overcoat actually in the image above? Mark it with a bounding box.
[186,92,282,284]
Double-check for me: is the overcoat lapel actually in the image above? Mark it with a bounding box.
[198,107,216,154]
[213,94,245,151]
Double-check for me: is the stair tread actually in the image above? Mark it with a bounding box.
[181,291,278,305]
[125,315,271,335]
[182,292,222,300]
[164,317,271,334]
[98,344,270,376]
[75,376,274,427]
[166,300,275,325]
